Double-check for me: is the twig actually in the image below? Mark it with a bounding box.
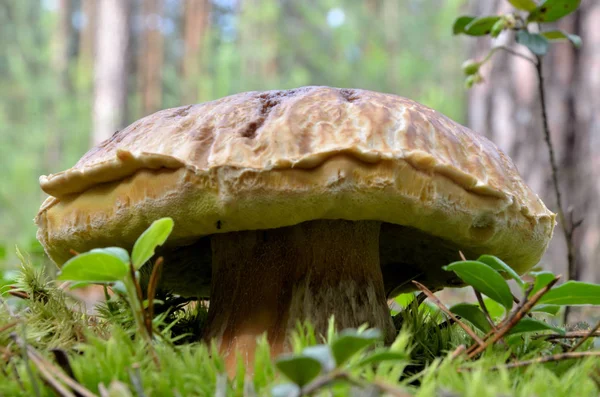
[460,351,600,372]
[449,344,466,361]
[10,334,96,397]
[300,370,412,397]
[474,290,496,330]
[8,290,29,300]
[569,320,600,352]
[467,276,560,358]
[535,55,578,323]
[536,331,600,340]
[412,281,486,347]
[0,322,17,333]
[483,45,538,66]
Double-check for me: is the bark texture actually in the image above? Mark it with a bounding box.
[468,0,600,283]
[139,0,164,115]
[182,0,211,103]
[92,0,131,145]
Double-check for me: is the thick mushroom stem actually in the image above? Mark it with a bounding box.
[204,220,395,371]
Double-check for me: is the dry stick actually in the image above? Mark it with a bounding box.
[569,320,600,352]
[10,334,96,397]
[537,331,600,340]
[27,349,96,397]
[301,370,412,397]
[0,322,17,333]
[412,281,486,348]
[29,355,76,397]
[8,290,29,300]
[474,290,496,330]
[535,55,578,323]
[467,276,560,359]
[465,351,600,372]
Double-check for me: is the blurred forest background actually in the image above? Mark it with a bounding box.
[0,0,598,285]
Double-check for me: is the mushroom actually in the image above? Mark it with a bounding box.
[35,86,555,368]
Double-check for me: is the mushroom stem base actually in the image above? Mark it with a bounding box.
[205,220,395,371]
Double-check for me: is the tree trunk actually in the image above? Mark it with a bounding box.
[467,0,600,286]
[92,0,131,145]
[46,0,73,171]
[78,0,96,81]
[138,0,164,116]
[182,0,211,103]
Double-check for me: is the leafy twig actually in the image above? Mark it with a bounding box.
[460,351,600,372]
[412,281,486,347]
[467,276,560,358]
[569,320,600,352]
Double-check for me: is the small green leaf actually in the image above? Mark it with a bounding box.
[464,16,502,36]
[302,345,335,372]
[531,304,561,315]
[477,255,524,287]
[98,247,130,264]
[355,351,408,367]
[541,30,582,47]
[271,383,300,397]
[507,318,565,335]
[528,0,581,23]
[453,16,476,35]
[538,281,600,305]
[0,244,6,261]
[490,19,507,38]
[131,217,174,269]
[450,303,491,333]
[483,297,506,320]
[528,271,557,296]
[462,60,481,76]
[508,0,538,11]
[517,30,550,55]
[331,329,381,367]
[444,261,514,309]
[394,293,416,309]
[275,355,322,387]
[57,250,129,282]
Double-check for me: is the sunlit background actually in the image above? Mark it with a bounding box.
[1,0,599,304]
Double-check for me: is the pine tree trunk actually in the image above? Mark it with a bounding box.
[92,0,131,145]
[182,0,211,103]
[467,0,600,284]
[46,0,73,171]
[139,0,164,116]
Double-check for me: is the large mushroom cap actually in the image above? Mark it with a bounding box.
[36,86,554,288]
[36,86,556,371]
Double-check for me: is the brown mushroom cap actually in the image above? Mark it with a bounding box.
[36,86,554,286]
[35,86,556,372]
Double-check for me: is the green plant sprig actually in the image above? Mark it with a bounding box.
[452,0,583,324]
[56,217,175,346]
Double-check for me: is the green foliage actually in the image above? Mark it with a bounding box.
[444,260,514,309]
[131,218,174,270]
[453,0,582,88]
[528,0,581,23]
[57,249,130,282]
[0,1,469,259]
[538,281,600,305]
[516,30,550,56]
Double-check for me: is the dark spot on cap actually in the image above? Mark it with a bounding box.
[340,88,359,103]
[216,220,222,230]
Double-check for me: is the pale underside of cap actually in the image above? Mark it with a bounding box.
[35,86,555,280]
